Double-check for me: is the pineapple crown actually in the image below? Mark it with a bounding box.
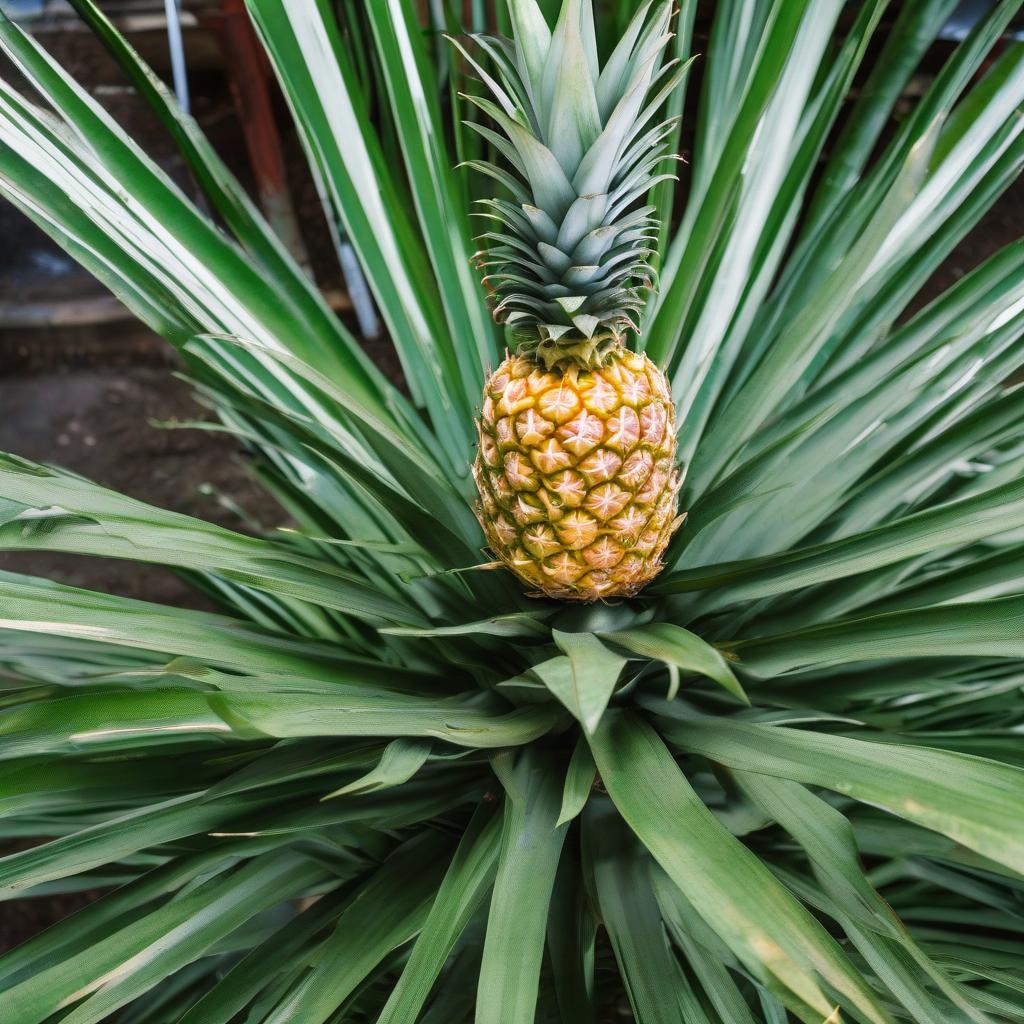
[453,0,685,371]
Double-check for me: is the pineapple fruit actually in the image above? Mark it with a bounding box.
[476,350,680,600]
[461,0,684,601]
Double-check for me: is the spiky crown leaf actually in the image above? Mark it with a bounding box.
[455,0,684,370]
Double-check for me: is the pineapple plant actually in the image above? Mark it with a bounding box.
[0,0,1023,1022]
[469,0,684,601]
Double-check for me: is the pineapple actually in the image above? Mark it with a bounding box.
[460,0,685,601]
[476,350,680,600]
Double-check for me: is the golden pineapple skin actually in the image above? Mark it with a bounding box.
[474,348,682,602]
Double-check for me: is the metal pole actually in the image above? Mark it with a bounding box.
[164,0,191,115]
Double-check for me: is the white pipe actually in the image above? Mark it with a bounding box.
[163,0,190,115]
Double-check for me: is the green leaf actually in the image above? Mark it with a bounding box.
[588,711,891,1023]
[0,685,560,759]
[366,0,498,398]
[656,473,1024,606]
[0,570,354,678]
[383,612,550,639]
[0,453,421,627]
[653,0,847,438]
[650,1,697,263]
[655,879,760,1024]
[548,630,628,732]
[0,7,393,417]
[377,806,501,1024]
[244,0,476,475]
[805,0,961,231]
[543,0,603,174]
[463,93,576,213]
[0,793,255,894]
[62,0,371,392]
[2,851,326,1024]
[583,800,710,1024]
[506,0,553,101]
[861,544,1024,617]
[175,889,352,1024]
[259,831,455,1024]
[603,623,747,703]
[557,736,596,826]
[654,707,1024,876]
[688,115,938,494]
[731,596,1024,677]
[476,749,569,1024]
[648,0,814,369]
[546,843,597,1024]
[733,771,991,1024]
[185,334,481,554]
[322,739,433,799]
[0,846,266,987]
